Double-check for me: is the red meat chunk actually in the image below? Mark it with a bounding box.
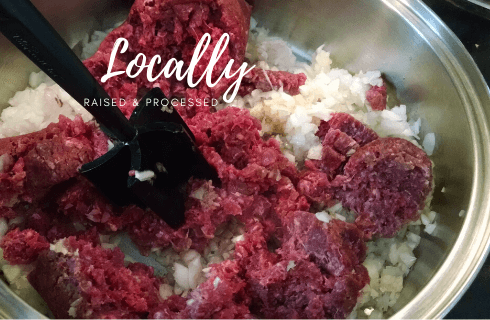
[323,129,359,156]
[3,106,302,257]
[127,180,257,253]
[149,215,368,319]
[0,228,50,264]
[309,129,360,175]
[308,113,378,185]
[189,106,262,170]
[272,176,310,220]
[127,173,280,255]
[310,113,377,178]
[84,0,305,118]
[316,113,378,147]
[333,137,433,238]
[84,0,253,117]
[187,107,298,194]
[0,115,107,207]
[296,169,333,207]
[366,85,387,111]
[313,145,345,174]
[281,211,367,278]
[56,177,142,233]
[8,200,108,244]
[181,260,252,319]
[28,237,162,319]
[237,214,368,319]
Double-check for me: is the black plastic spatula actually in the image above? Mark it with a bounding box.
[0,0,219,228]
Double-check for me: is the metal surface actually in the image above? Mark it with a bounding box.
[421,1,490,317]
[1,0,490,318]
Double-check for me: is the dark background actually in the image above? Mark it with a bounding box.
[422,0,490,318]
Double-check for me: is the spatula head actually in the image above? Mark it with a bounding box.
[80,88,220,229]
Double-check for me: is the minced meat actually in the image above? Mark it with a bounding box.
[0,228,50,264]
[366,84,387,111]
[0,0,434,317]
[28,236,162,319]
[84,0,306,117]
[333,137,433,238]
[0,116,107,209]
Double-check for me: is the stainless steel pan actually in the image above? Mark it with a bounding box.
[1,0,490,318]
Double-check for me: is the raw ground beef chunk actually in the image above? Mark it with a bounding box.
[309,113,378,177]
[296,169,333,207]
[281,211,367,279]
[0,228,50,265]
[181,260,252,319]
[127,180,257,253]
[366,84,387,111]
[0,115,107,209]
[148,215,368,319]
[0,0,434,316]
[55,177,137,233]
[84,0,252,116]
[298,112,379,205]
[84,0,306,117]
[301,113,432,239]
[316,113,379,147]
[310,129,360,175]
[28,237,162,319]
[333,137,433,238]
[238,214,368,319]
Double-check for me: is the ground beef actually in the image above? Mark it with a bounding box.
[281,212,367,278]
[23,212,368,319]
[251,213,366,319]
[301,115,433,239]
[296,169,333,207]
[126,137,298,254]
[118,108,297,254]
[0,0,435,316]
[188,212,369,318]
[187,107,298,190]
[310,113,378,178]
[127,180,257,253]
[316,113,378,147]
[28,237,162,319]
[118,107,299,254]
[181,260,252,319]
[0,102,432,319]
[333,137,433,238]
[149,296,188,319]
[298,113,378,205]
[366,85,387,111]
[323,129,359,156]
[0,107,303,257]
[0,115,107,208]
[56,177,142,233]
[271,176,310,220]
[0,228,50,264]
[84,0,252,116]
[84,0,305,118]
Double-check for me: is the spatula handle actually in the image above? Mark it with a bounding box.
[0,0,136,142]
